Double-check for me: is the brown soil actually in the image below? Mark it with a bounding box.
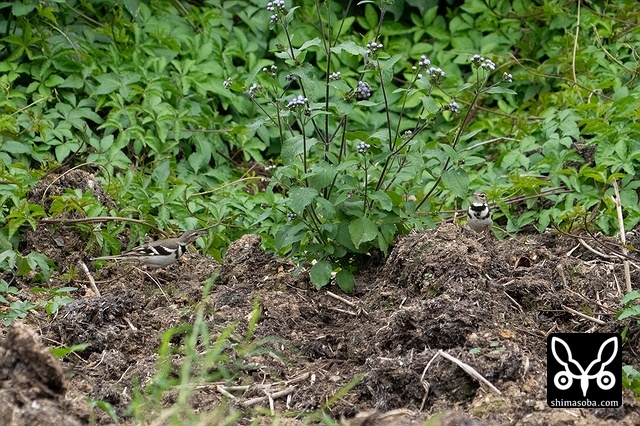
[2,170,640,425]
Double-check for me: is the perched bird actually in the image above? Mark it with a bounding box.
[467,192,492,234]
[92,229,206,269]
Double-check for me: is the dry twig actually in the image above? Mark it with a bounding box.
[612,179,632,292]
[79,261,100,297]
[241,386,297,407]
[326,290,356,307]
[561,304,606,325]
[419,349,501,412]
[578,238,614,259]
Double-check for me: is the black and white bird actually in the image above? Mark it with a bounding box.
[92,229,206,269]
[467,192,492,234]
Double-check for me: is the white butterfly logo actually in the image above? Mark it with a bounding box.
[551,336,617,397]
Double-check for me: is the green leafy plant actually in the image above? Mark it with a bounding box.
[50,343,89,359]
[622,365,640,400]
[1,300,38,325]
[617,292,640,399]
[31,285,77,315]
[0,285,76,325]
[0,249,53,283]
[617,291,640,322]
[86,396,119,425]
[0,278,19,304]
[227,1,515,291]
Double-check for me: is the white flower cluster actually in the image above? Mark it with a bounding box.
[365,41,383,55]
[470,54,496,71]
[470,54,484,67]
[287,94,308,109]
[266,0,285,11]
[355,81,372,99]
[262,65,277,78]
[412,55,431,71]
[481,59,496,71]
[247,83,261,98]
[356,141,371,154]
[267,0,286,24]
[426,67,446,84]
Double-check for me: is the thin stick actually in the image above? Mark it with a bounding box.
[419,351,440,411]
[266,389,275,415]
[216,385,237,400]
[123,317,137,331]
[563,287,618,316]
[561,304,606,325]
[326,290,356,307]
[578,238,614,259]
[437,350,502,395]
[565,243,580,257]
[285,372,310,385]
[612,179,632,292]
[328,307,358,316]
[556,264,568,288]
[79,261,100,297]
[613,273,622,296]
[219,385,250,392]
[241,386,296,407]
[42,216,168,237]
[503,291,523,313]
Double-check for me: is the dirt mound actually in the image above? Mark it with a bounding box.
[4,170,640,424]
[0,322,88,425]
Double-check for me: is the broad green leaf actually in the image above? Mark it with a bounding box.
[618,305,640,321]
[1,141,32,154]
[287,187,318,213]
[281,135,317,164]
[12,2,37,16]
[484,86,517,95]
[621,291,640,305]
[50,344,89,358]
[381,54,403,84]
[421,96,440,115]
[274,222,308,251]
[349,217,377,248]
[441,169,469,199]
[44,74,65,87]
[310,260,332,289]
[368,190,393,211]
[307,161,337,190]
[299,38,322,51]
[335,269,354,293]
[331,41,366,55]
[152,159,171,183]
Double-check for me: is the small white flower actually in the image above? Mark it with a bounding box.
[481,59,496,71]
[470,54,484,67]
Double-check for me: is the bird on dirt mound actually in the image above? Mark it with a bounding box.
[91,229,206,269]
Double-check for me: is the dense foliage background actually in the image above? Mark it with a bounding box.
[0,0,639,388]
